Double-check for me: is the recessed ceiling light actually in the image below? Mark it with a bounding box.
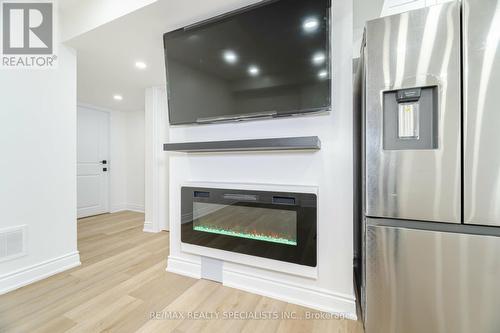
[312,52,326,65]
[318,70,328,79]
[223,50,238,64]
[303,17,320,33]
[113,94,123,101]
[248,65,260,76]
[135,61,147,69]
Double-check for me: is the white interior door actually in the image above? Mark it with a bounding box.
[77,107,110,218]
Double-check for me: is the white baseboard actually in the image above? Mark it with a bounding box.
[127,204,145,213]
[143,221,157,233]
[111,203,145,214]
[110,203,127,213]
[224,267,357,319]
[0,251,81,295]
[166,255,357,318]
[166,255,201,279]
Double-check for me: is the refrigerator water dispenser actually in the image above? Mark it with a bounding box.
[383,86,438,150]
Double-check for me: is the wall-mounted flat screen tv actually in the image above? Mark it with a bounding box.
[163,0,331,125]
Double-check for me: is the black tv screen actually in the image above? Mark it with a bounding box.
[163,0,331,125]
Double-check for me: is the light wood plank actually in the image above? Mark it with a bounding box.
[0,211,363,333]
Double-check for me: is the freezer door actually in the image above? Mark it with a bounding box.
[464,0,500,226]
[365,2,461,223]
[365,222,500,333]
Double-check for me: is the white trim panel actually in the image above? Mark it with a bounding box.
[182,243,318,279]
[166,255,201,279]
[166,255,356,317]
[223,267,357,319]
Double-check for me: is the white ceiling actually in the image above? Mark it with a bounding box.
[65,0,383,112]
[58,0,80,11]
[66,0,261,112]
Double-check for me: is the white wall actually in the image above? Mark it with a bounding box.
[110,111,145,212]
[166,0,356,316]
[109,109,128,211]
[110,108,145,212]
[125,109,146,211]
[78,106,145,213]
[60,0,158,42]
[353,0,384,58]
[0,45,80,294]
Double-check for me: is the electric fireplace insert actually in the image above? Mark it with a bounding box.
[181,187,317,267]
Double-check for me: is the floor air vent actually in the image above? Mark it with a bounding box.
[0,226,26,262]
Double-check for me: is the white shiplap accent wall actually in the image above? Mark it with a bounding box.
[163,0,357,316]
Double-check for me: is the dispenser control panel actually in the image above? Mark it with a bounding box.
[396,88,421,139]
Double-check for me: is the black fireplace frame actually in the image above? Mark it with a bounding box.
[181,186,317,267]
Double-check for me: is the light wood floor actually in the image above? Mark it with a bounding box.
[0,211,364,333]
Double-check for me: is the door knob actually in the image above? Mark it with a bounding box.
[103,167,108,172]
[101,160,107,165]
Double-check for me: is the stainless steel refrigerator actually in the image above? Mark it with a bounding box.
[358,1,500,332]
